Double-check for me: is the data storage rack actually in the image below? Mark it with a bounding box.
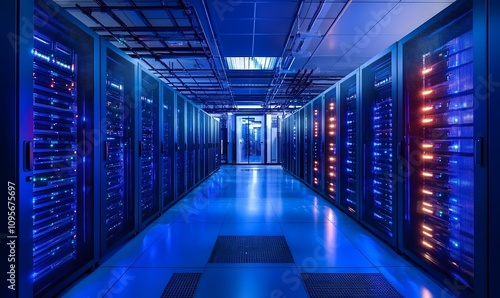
[292,112,299,176]
[200,111,207,180]
[489,0,500,294]
[100,40,138,255]
[360,44,399,247]
[215,119,221,170]
[161,85,175,210]
[138,69,160,227]
[194,107,201,184]
[323,86,338,203]
[303,104,313,185]
[338,70,360,218]
[204,112,210,177]
[13,1,100,296]
[175,95,186,197]
[312,95,324,192]
[186,102,194,190]
[209,117,215,172]
[282,116,290,171]
[398,0,487,295]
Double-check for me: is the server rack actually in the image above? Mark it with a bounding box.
[208,117,214,173]
[101,41,138,255]
[199,112,206,180]
[186,102,194,190]
[214,119,220,169]
[204,112,210,177]
[399,0,487,294]
[338,71,360,218]
[161,85,175,210]
[292,112,298,176]
[193,107,200,184]
[489,0,500,294]
[13,2,100,296]
[282,116,290,170]
[175,95,186,197]
[138,70,160,226]
[360,44,399,247]
[302,104,312,185]
[323,86,338,203]
[312,95,324,192]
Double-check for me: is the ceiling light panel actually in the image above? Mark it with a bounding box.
[226,57,279,70]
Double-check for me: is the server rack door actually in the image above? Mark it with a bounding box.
[101,44,137,255]
[298,109,305,179]
[215,120,221,169]
[489,0,500,294]
[339,71,360,218]
[161,85,175,210]
[200,112,206,179]
[17,3,99,296]
[139,70,160,226]
[195,108,203,183]
[360,45,398,247]
[193,104,199,185]
[288,116,293,171]
[306,104,313,185]
[176,96,186,197]
[282,117,289,169]
[312,96,324,192]
[292,113,298,176]
[204,113,209,177]
[207,117,211,172]
[323,86,338,203]
[209,117,214,172]
[399,0,487,294]
[186,102,194,190]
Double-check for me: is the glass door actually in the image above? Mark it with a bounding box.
[236,115,264,164]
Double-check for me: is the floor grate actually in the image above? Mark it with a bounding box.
[209,236,294,263]
[301,273,404,298]
[160,273,202,298]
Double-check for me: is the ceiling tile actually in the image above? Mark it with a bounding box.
[327,2,398,35]
[148,18,174,26]
[219,35,253,56]
[255,19,293,35]
[218,20,254,34]
[256,2,298,19]
[253,35,288,56]
[366,2,453,35]
[209,2,255,21]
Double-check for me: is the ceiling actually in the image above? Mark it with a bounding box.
[53,0,455,114]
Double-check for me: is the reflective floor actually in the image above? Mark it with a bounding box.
[59,165,457,298]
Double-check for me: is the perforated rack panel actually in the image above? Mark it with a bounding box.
[32,32,78,285]
[324,89,337,201]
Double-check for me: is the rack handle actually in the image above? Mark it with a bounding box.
[475,137,483,166]
[24,141,33,171]
[138,141,143,157]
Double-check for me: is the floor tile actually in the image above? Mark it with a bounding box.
[281,222,374,268]
[132,223,221,267]
[104,267,204,298]
[195,267,309,298]
[378,266,460,298]
[334,223,412,267]
[59,267,129,298]
[101,223,170,267]
[219,222,283,235]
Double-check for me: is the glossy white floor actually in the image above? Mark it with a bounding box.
[59,165,457,298]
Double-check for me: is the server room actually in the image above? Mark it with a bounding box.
[1,0,499,297]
